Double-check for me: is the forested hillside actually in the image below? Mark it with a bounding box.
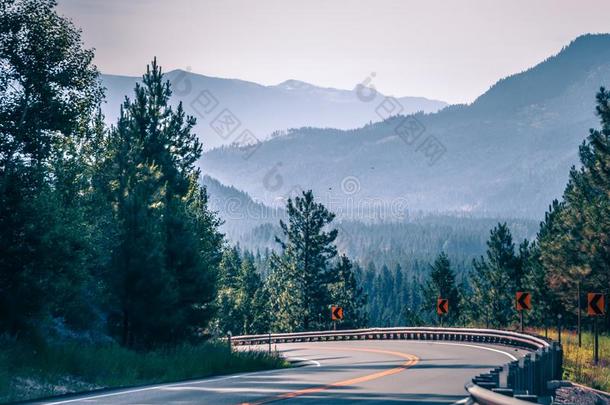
[201,34,610,218]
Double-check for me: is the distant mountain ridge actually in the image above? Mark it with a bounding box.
[100,71,447,150]
[200,34,610,218]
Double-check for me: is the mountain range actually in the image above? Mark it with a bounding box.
[199,34,610,219]
[100,71,447,150]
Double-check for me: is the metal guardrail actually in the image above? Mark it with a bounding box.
[465,340,563,404]
[231,327,550,350]
[231,327,561,405]
[462,384,538,405]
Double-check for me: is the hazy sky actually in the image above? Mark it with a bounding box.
[57,0,610,104]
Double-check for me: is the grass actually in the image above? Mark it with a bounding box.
[531,327,610,393]
[0,340,288,403]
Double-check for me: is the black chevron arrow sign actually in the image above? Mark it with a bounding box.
[516,292,531,311]
[588,293,605,316]
[331,306,344,320]
[437,299,448,315]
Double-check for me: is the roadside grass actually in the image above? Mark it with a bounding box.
[531,327,610,393]
[0,340,287,403]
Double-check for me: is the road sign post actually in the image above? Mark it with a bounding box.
[516,292,531,333]
[518,304,523,333]
[587,293,605,365]
[594,317,599,365]
[577,281,582,347]
[557,314,562,344]
[544,319,548,338]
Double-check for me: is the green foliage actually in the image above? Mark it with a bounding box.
[0,0,102,338]
[424,252,461,325]
[360,261,427,327]
[214,249,270,335]
[95,59,222,348]
[267,253,305,332]
[268,190,339,331]
[470,223,521,328]
[537,88,610,329]
[241,190,369,332]
[328,255,367,329]
[0,0,224,348]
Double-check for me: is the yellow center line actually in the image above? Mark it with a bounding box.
[240,346,419,405]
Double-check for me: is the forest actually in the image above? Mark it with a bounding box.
[2,0,610,346]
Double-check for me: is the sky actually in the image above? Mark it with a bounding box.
[57,0,610,104]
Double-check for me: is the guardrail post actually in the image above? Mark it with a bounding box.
[553,342,563,380]
[531,352,541,395]
[538,347,547,395]
[505,364,513,390]
[525,355,533,394]
[516,356,526,394]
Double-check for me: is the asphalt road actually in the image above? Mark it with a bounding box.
[29,340,529,405]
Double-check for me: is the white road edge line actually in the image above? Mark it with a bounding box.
[424,341,519,361]
[41,367,292,405]
[40,355,322,405]
[287,357,321,367]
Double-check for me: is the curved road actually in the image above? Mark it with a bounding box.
[30,341,528,405]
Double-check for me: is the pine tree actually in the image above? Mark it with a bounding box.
[215,248,244,335]
[268,190,338,331]
[471,223,520,328]
[328,255,367,329]
[378,265,395,325]
[181,184,223,338]
[424,252,460,325]
[538,88,610,328]
[267,252,305,332]
[393,264,405,323]
[521,240,560,327]
[236,253,265,334]
[98,60,221,347]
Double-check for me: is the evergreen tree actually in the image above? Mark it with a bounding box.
[268,190,338,331]
[521,240,560,327]
[236,253,266,334]
[267,252,305,332]
[378,265,395,325]
[98,60,221,347]
[393,264,405,322]
[214,247,243,334]
[424,252,460,325]
[218,247,242,290]
[471,223,520,328]
[538,88,610,328]
[0,0,102,338]
[362,262,378,325]
[328,255,367,329]
[403,273,424,326]
[214,248,268,336]
[181,185,223,337]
